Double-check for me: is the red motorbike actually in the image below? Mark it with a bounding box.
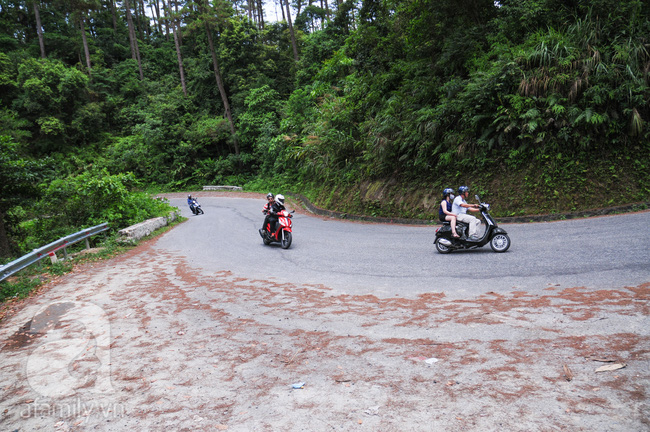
[259,210,294,249]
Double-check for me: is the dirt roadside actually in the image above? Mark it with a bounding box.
[0,210,648,431]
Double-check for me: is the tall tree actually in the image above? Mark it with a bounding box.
[151,0,163,34]
[199,0,238,153]
[79,12,92,75]
[161,0,185,93]
[283,0,299,61]
[124,0,144,79]
[173,0,182,44]
[66,0,100,76]
[256,0,264,29]
[110,0,118,31]
[139,0,151,38]
[32,0,46,58]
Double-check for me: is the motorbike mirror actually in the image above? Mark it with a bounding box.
[475,194,481,202]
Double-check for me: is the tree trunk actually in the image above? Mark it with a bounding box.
[33,0,46,58]
[256,0,264,29]
[133,0,144,40]
[174,0,182,44]
[111,0,118,31]
[283,0,299,61]
[140,0,151,39]
[124,0,144,80]
[149,3,158,35]
[153,0,162,34]
[173,26,187,96]
[80,15,92,76]
[161,0,170,40]
[204,23,239,155]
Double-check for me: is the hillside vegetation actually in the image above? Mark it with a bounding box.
[1,0,649,258]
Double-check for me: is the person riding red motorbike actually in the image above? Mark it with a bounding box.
[258,194,294,249]
[266,194,286,234]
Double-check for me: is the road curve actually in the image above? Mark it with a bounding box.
[158,195,650,299]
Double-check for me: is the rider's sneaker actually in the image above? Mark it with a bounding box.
[467,235,480,241]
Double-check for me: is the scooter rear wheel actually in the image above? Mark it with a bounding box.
[490,233,511,253]
[435,238,452,254]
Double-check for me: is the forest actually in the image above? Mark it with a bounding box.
[1,0,649,259]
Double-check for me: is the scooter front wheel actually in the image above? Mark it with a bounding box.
[281,231,292,249]
[490,233,511,253]
[435,238,452,254]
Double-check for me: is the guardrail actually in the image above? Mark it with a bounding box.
[0,223,109,283]
[203,185,243,191]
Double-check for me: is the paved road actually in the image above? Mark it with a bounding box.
[160,196,650,299]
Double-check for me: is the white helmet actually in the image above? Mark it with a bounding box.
[275,194,285,205]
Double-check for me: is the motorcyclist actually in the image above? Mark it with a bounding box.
[187,194,196,213]
[452,186,480,240]
[439,188,459,238]
[260,192,274,233]
[266,194,286,234]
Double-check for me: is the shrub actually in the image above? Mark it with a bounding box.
[33,168,175,244]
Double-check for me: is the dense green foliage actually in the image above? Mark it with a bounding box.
[1,0,649,258]
[33,169,174,240]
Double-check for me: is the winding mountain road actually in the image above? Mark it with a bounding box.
[161,195,650,299]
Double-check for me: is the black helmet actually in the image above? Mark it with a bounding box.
[266,192,274,199]
[458,186,469,195]
[188,194,192,199]
[442,188,454,198]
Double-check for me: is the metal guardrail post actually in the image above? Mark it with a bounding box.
[0,222,109,282]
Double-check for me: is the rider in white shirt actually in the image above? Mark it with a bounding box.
[452,186,481,240]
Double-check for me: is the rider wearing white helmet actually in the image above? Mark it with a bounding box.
[452,186,481,240]
[267,194,286,233]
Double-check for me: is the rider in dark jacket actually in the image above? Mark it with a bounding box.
[266,194,286,234]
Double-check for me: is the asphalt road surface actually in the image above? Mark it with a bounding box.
[163,195,650,299]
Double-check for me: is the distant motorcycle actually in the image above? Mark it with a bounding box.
[434,195,510,253]
[259,209,294,249]
[189,199,204,215]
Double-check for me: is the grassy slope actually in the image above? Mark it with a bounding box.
[296,147,650,220]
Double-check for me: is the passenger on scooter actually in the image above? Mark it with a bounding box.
[267,194,286,234]
[439,188,460,238]
[261,192,274,232]
[452,186,481,240]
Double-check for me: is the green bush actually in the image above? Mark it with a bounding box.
[33,168,176,244]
